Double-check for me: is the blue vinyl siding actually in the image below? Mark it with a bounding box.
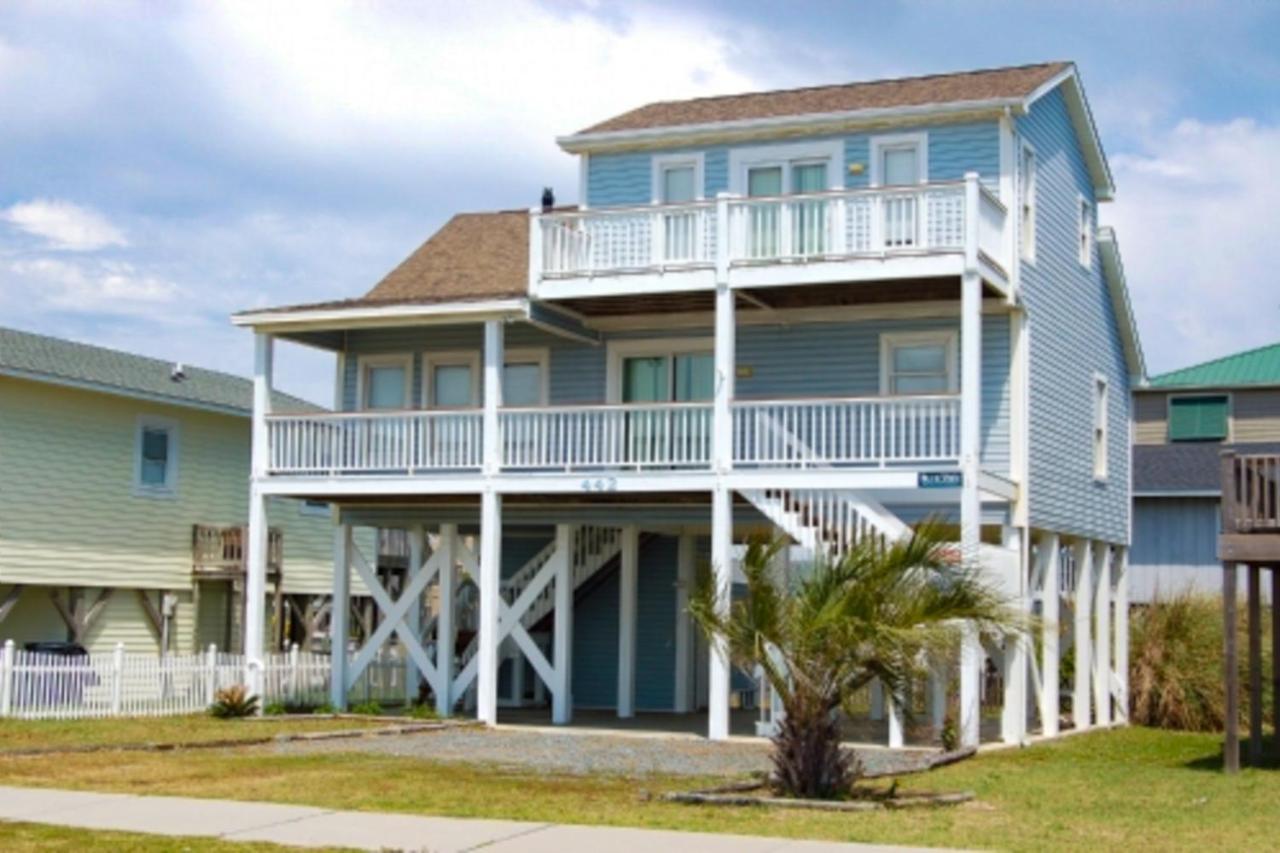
[338,315,1011,472]
[585,121,1000,206]
[1129,497,1221,603]
[1017,88,1130,543]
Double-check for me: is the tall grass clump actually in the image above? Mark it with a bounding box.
[1130,590,1272,731]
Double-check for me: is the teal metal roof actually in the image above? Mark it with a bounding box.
[0,326,317,415]
[1149,341,1280,389]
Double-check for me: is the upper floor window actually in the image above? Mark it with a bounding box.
[1168,394,1229,442]
[358,354,412,411]
[424,352,479,408]
[1020,143,1037,261]
[135,416,178,498]
[880,332,957,395]
[1078,196,1093,268]
[652,154,702,205]
[502,349,549,407]
[870,133,928,187]
[1093,375,1109,480]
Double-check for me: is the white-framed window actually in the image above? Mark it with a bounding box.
[356,354,412,411]
[134,415,179,498]
[870,133,929,187]
[651,153,703,205]
[1019,142,1037,262]
[1093,373,1109,481]
[1078,195,1093,268]
[728,140,843,196]
[501,348,550,407]
[422,351,481,409]
[605,337,716,404]
[300,499,332,518]
[879,332,958,396]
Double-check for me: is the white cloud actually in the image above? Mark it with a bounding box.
[1102,118,1280,375]
[5,257,177,315]
[1,198,128,251]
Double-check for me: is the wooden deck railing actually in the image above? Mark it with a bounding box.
[1222,451,1280,535]
[192,525,282,574]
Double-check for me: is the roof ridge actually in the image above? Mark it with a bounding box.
[1152,339,1280,382]
[632,60,1070,112]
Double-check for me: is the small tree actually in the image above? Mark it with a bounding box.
[690,523,1017,799]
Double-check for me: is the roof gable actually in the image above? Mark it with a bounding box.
[1150,342,1280,389]
[0,326,316,415]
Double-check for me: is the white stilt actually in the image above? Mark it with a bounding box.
[1039,533,1061,737]
[928,663,948,732]
[1113,547,1129,722]
[405,525,426,704]
[617,525,638,718]
[674,532,695,714]
[329,524,352,710]
[708,486,732,741]
[959,174,983,568]
[477,491,502,725]
[435,523,457,716]
[552,523,574,724]
[1001,526,1028,744]
[1072,539,1093,731]
[959,623,981,748]
[244,332,273,702]
[887,694,904,749]
[1093,542,1112,726]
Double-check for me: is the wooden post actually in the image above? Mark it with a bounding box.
[1094,543,1112,727]
[1040,533,1061,737]
[0,640,14,717]
[436,523,458,717]
[1247,564,1262,767]
[110,642,125,716]
[1073,539,1093,731]
[1223,562,1239,773]
[959,623,981,748]
[477,490,502,726]
[617,525,638,719]
[1113,547,1130,723]
[708,485,732,741]
[405,525,426,704]
[552,523,573,725]
[205,644,218,706]
[330,525,352,711]
[673,533,695,714]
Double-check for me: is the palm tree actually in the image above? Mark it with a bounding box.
[689,522,1018,799]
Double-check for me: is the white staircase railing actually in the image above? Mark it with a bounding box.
[743,488,909,562]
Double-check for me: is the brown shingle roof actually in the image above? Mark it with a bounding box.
[575,62,1071,136]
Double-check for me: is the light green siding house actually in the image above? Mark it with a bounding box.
[0,326,347,655]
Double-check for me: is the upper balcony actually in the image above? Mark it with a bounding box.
[530,175,1009,302]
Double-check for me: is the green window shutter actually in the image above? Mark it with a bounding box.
[1168,395,1229,441]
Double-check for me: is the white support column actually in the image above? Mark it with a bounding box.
[887,695,904,749]
[708,486,733,741]
[960,623,982,748]
[244,332,274,701]
[436,523,458,716]
[552,523,574,724]
[1001,525,1028,744]
[1072,539,1093,731]
[482,319,504,476]
[713,283,736,474]
[1039,533,1061,737]
[1093,542,1112,726]
[928,663,948,733]
[960,172,983,566]
[617,524,639,719]
[1113,547,1130,723]
[477,490,502,725]
[674,532,696,714]
[404,525,426,704]
[330,524,352,710]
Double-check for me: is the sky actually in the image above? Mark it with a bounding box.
[1,0,1278,404]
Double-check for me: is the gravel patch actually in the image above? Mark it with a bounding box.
[270,726,940,779]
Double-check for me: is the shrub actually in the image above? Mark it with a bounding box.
[209,685,260,719]
[407,703,441,721]
[350,700,384,716]
[311,702,336,716]
[1130,591,1273,731]
[263,701,287,716]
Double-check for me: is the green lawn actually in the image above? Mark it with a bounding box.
[0,715,382,753]
[0,821,331,852]
[0,726,1275,851]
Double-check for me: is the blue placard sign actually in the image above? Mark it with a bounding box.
[918,471,963,489]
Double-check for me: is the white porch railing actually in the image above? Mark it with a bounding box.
[732,396,961,467]
[267,411,483,474]
[500,402,713,471]
[535,181,1009,280]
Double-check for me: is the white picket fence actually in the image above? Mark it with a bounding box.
[0,640,407,720]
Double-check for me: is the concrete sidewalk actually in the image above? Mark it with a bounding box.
[0,785,948,852]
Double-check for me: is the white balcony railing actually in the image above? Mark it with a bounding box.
[536,178,1007,281]
[500,402,712,471]
[265,396,961,477]
[732,396,961,468]
[267,411,483,474]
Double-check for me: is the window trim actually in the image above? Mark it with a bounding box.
[1019,140,1037,263]
[727,140,844,196]
[299,498,333,519]
[605,337,716,404]
[133,414,180,499]
[878,331,958,396]
[1166,392,1233,443]
[1077,193,1094,269]
[650,153,705,204]
[870,132,929,188]
[422,350,481,410]
[355,353,413,412]
[500,347,550,408]
[1093,373,1109,481]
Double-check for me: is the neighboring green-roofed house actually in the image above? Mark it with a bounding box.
[0,326,369,657]
[1131,340,1280,603]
